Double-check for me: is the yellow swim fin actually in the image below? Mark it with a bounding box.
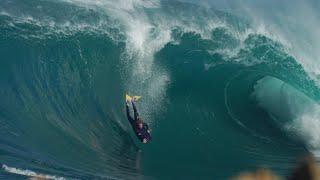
[126,94,132,102]
[125,94,141,102]
[132,96,142,101]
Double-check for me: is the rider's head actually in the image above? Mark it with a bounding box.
[138,123,143,129]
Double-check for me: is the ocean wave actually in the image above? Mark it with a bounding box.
[0,0,319,179]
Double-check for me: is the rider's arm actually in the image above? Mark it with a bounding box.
[143,124,151,133]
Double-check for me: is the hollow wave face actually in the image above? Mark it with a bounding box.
[0,0,319,179]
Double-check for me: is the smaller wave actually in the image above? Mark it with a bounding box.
[2,164,67,180]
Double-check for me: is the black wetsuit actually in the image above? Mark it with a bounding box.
[126,101,152,142]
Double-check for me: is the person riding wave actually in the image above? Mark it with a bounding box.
[126,97,152,143]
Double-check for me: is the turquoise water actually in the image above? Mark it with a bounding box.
[0,0,320,179]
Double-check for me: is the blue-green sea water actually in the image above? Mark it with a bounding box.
[1,0,320,179]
